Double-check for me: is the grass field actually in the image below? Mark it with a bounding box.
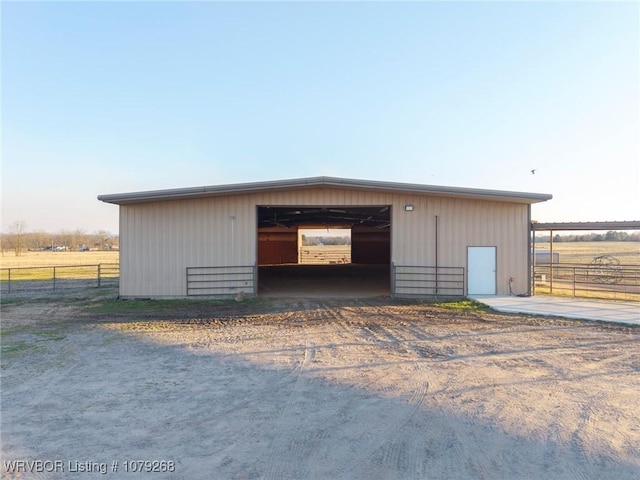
[533,242,640,301]
[0,251,120,284]
[0,250,119,268]
[534,241,640,265]
[1,243,636,268]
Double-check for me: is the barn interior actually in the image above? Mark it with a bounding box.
[256,206,391,297]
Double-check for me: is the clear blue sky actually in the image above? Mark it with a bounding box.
[2,1,638,234]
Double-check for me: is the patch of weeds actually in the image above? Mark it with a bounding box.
[99,334,124,345]
[1,325,33,336]
[0,297,26,306]
[86,297,229,316]
[1,341,44,358]
[34,331,66,342]
[432,299,493,313]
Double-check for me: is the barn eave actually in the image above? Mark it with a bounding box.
[98,176,552,205]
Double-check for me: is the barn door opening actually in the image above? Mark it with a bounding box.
[299,228,351,264]
[256,205,391,297]
[467,246,497,295]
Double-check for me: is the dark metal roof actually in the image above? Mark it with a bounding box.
[98,176,552,205]
[532,221,640,231]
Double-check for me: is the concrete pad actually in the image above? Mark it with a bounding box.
[470,295,640,326]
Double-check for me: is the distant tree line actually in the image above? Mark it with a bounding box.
[1,221,118,256]
[535,231,640,243]
[301,235,351,246]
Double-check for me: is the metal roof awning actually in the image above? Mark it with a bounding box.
[98,176,553,205]
[532,221,640,231]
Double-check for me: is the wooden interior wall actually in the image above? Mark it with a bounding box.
[351,227,391,264]
[258,228,298,265]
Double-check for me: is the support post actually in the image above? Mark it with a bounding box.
[549,230,554,294]
[254,263,258,298]
[435,215,439,296]
[531,227,536,296]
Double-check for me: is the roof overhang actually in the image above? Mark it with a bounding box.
[98,176,552,205]
[532,221,640,231]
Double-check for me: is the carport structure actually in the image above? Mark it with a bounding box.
[531,220,640,298]
[98,176,551,298]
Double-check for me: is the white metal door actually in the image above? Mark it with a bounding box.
[467,246,497,295]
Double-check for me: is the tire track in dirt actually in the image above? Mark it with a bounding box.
[323,310,432,478]
[111,310,314,478]
[321,304,404,414]
[566,391,610,480]
[259,301,433,478]
[316,302,420,395]
[261,302,317,480]
[430,383,496,478]
[362,319,433,478]
[322,383,432,478]
[366,377,430,477]
[388,317,498,479]
[283,300,382,479]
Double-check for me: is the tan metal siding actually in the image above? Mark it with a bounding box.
[386,194,529,295]
[118,188,529,297]
[120,197,255,297]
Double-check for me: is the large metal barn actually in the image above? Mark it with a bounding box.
[98,176,551,298]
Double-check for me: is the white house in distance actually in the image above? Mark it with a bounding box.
[98,176,552,299]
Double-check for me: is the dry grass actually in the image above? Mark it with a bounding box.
[2,243,636,269]
[536,241,640,265]
[533,242,640,301]
[0,250,119,268]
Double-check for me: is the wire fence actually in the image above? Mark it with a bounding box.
[0,263,119,294]
[533,263,640,301]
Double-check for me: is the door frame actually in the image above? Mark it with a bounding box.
[467,246,497,295]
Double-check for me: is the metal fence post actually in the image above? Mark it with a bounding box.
[7,268,11,294]
[97,264,101,288]
[254,263,258,297]
[391,262,395,297]
[53,266,56,291]
[463,267,466,296]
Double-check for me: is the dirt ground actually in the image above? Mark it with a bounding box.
[1,288,639,479]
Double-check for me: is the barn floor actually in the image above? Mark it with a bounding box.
[2,289,639,479]
[258,264,390,297]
